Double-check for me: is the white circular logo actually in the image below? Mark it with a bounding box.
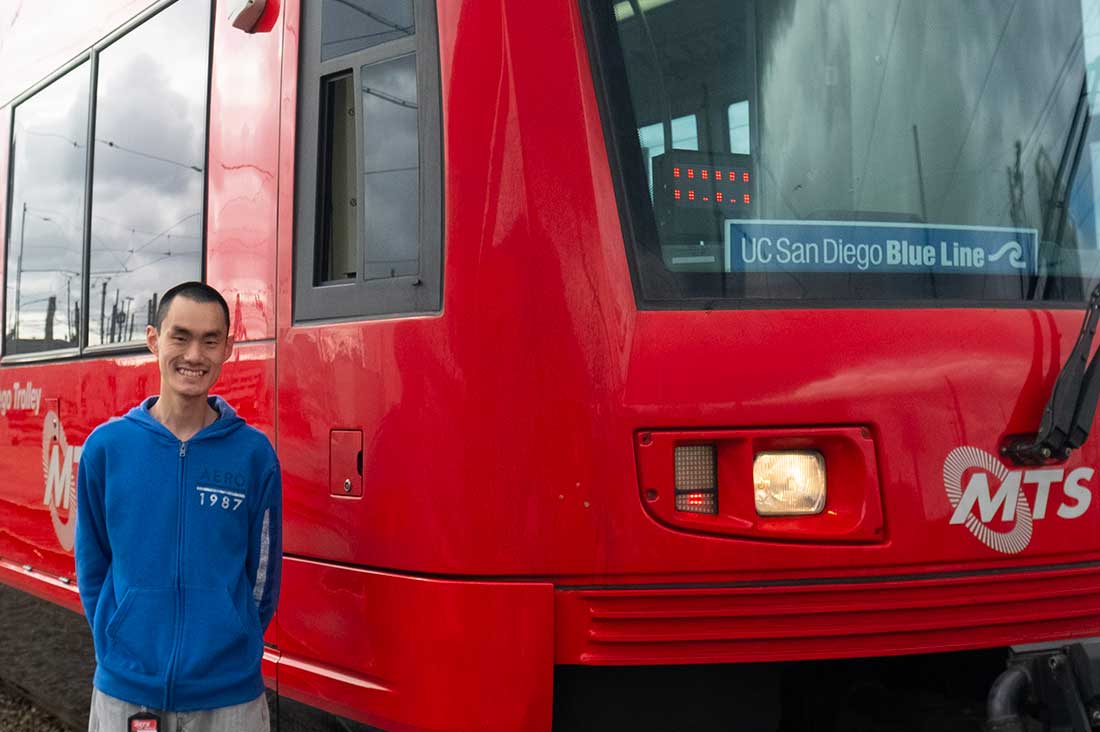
[41,410,77,552]
[943,446,1033,554]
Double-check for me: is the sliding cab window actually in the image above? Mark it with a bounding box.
[3,0,210,360]
[295,0,442,321]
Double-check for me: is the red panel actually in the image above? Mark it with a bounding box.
[278,557,554,732]
[274,0,297,342]
[205,0,281,341]
[0,557,81,613]
[555,564,1100,665]
[273,0,1100,584]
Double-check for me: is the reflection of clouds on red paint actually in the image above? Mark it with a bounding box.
[205,0,281,344]
[944,446,1096,554]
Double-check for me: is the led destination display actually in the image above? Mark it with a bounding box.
[725,220,1038,277]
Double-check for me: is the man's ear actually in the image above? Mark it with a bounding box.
[224,334,236,361]
[146,324,159,355]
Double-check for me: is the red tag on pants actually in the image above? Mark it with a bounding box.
[127,711,160,732]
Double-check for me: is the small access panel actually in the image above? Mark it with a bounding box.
[329,429,363,498]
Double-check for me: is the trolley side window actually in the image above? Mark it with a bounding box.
[2,0,211,361]
[4,65,90,356]
[584,0,1100,307]
[295,0,443,322]
[87,0,209,349]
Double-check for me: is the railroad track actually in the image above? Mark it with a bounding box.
[0,678,68,732]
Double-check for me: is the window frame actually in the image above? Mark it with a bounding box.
[295,0,444,323]
[1,0,213,364]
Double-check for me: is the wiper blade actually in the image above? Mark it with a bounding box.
[1006,284,1100,465]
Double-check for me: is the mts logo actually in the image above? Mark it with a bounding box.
[949,466,1094,525]
[42,411,82,551]
[943,446,1098,554]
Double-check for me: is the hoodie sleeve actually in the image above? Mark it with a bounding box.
[248,458,282,632]
[75,438,111,630]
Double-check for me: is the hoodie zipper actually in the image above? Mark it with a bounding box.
[163,440,187,709]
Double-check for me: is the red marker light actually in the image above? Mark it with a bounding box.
[743,172,750,183]
[729,171,735,180]
[702,169,709,180]
[716,192,723,202]
[688,168,695,179]
[716,170,723,180]
[688,190,696,201]
[673,167,681,178]
[743,194,751,204]
[674,189,681,199]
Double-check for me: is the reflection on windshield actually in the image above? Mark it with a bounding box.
[321,0,415,61]
[607,0,1100,303]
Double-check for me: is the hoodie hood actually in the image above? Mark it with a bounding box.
[124,395,245,443]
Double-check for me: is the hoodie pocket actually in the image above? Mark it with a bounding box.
[174,586,255,682]
[104,588,176,677]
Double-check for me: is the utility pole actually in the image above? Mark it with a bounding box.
[100,280,107,345]
[45,295,56,343]
[66,277,72,342]
[110,288,120,343]
[13,202,27,342]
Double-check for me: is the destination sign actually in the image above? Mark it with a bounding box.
[725,220,1038,277]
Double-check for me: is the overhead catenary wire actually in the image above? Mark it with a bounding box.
[329,0,412,35]
[21,128,203,172]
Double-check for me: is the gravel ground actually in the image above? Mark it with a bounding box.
[0,678,69,732]
[0,583,94,731]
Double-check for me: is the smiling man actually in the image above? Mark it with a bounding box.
[75,281,281,732]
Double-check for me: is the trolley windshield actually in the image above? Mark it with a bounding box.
[588,0,1100,306]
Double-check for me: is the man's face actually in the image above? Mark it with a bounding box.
[146,296,234,400]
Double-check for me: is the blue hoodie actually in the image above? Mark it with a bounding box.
[75,396,281,712]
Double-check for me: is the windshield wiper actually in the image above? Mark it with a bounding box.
[1005,284,1100,465]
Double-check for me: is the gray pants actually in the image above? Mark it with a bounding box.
[88,688,269,732]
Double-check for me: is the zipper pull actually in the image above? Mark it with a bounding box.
[179,442,187,458]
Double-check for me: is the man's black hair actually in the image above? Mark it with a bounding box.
[154,281,231,333]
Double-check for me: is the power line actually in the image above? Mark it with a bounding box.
[322,29,402,47]
[125,211,203,262]
[96,137,203,172]
[92,213,199,239]
[26,205,200,241]
[330,0,413,36]
[18,128,203,172]
[22,129,85,148]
